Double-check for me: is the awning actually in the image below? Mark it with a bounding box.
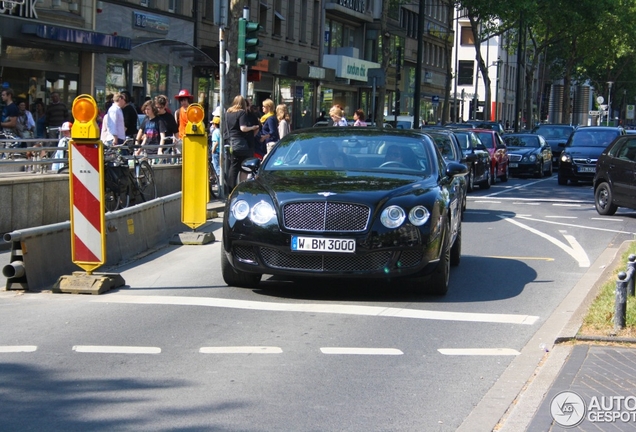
[21,23,131,53]
[132,38,217,67]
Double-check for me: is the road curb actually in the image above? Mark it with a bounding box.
[458,241,628,432]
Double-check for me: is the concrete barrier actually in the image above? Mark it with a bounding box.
[3,192,185,292]
[0,164,182,235]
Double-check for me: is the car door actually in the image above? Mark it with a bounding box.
[610,138,636,206]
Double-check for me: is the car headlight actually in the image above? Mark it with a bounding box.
[408,206,430,226]
[560,153,572,163]
[231,200,250,220]
[528,154,536,162]
[381,205,406,228]
[250,200,276,225]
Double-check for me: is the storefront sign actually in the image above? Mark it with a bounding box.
[336,0,366,13]
[322,54,379,82]
[133,11,169,34]
[2,0,38,19]
[308,66,325,80]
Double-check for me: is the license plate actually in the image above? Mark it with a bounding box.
[578,166,595,173]
[291,236,356,253]
[509,163,518,168]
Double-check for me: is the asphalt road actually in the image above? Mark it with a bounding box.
[1,175,635,431]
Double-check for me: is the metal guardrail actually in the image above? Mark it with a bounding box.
[614,254,636,330]
[0,137,182,172]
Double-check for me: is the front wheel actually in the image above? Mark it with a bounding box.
[479,169,491,189]
[135,160,157,202]
[105,183,129,212]
[544,160,553,176]
[467,168,475,192]
[557,172,568,185]
[221,245,262,288]
[595,182,618,216]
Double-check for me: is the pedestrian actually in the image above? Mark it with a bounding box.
[353,109,367,127]
[135,100,164,163]
[1,87,19,136]
[174,89,194,143]
[45,92,70,138]
[277,103,291,142]
[33,100,46,139]
[329,105,348,126]
[209,116,221,178]
[224,95,259,193]
[100,92,126,146]
[16,100,35,141]
[245,99,262,158]
[51,121,72,172]
[258,98,279,155]
[316,110,327,123]
[104,93,114,112]
[154,94,179,160]
[120,91,139,139]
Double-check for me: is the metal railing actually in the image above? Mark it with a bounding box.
[0,137,181,174]
[614,254,636,331]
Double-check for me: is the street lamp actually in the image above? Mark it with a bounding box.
[607,81,614,126]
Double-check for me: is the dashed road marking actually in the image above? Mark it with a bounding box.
[92,294,539,325]
[321,348,403,355]
[513,202,540,205]
[546,215,577,219]
[552,203,584,207]
[0,345,37,353]
[438,348,520,356]
[72,345,161,354]
[592,217,623,222]
[200,346,282,354]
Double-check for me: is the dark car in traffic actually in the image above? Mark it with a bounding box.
[221,128,467,295]
[593,135,636,215]
[558,126,625,185]
[531,124,576,166]
[473,129,509,184]
[452,129,492,191]
[425,129,468,213]
[503,133,553,178]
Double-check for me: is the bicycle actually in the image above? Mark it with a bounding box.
[0,130,21,160]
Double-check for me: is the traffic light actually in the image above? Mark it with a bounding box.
[238,18,261,67]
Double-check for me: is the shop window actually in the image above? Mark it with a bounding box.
[146,63,168,98]
[106,58,127,95]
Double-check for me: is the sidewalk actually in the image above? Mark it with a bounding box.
[499,241,636,432]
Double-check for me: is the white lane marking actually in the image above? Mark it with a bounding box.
[483,178,556,196]
[592,217,624,222]
[513,202,540,205]
[552,203,583,207]
[545,216,577,219]
[516,215,636,235]
[200,346,282,354]
[474,200,502,204]
[499,216,590,267]
[93,295,539,325]
[72,345,161,354]
[438,348,520,356]
[321,348,403,355]
[470,195,591,203]
[0,345,37,353]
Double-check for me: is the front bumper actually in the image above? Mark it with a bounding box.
[559,162,596,181]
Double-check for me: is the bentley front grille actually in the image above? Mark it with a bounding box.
[260,247,392,272]
[282,202,370,232]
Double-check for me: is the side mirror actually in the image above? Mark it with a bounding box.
[446,162,468,178]
[241,157,261,173]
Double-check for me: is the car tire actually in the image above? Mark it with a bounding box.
[221,246,262,288]
[450,224,461,267]
[545,160,553,177]
[595,182,618,216]
[428,223,451,296]
[501,163,509,182]
[534,162,544,178]
[467,168,474,192]
[557,172,568,185]
[479,169,491,189]
[490,166,497,185]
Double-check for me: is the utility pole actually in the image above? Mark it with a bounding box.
[514,12,525,132]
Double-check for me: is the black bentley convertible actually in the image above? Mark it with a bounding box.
[221,128,467,295]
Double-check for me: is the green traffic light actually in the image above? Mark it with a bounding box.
[237,18,261,67]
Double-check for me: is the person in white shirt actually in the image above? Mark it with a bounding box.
[100,92,126,146]
[51,121,72,172]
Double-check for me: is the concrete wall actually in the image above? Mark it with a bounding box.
[0,165,183,235]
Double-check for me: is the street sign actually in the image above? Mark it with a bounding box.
[596,96,605,104]
[588,110,600,116]
[627,105,635,120]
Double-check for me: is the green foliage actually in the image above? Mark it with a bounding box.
[581,242,636,335]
